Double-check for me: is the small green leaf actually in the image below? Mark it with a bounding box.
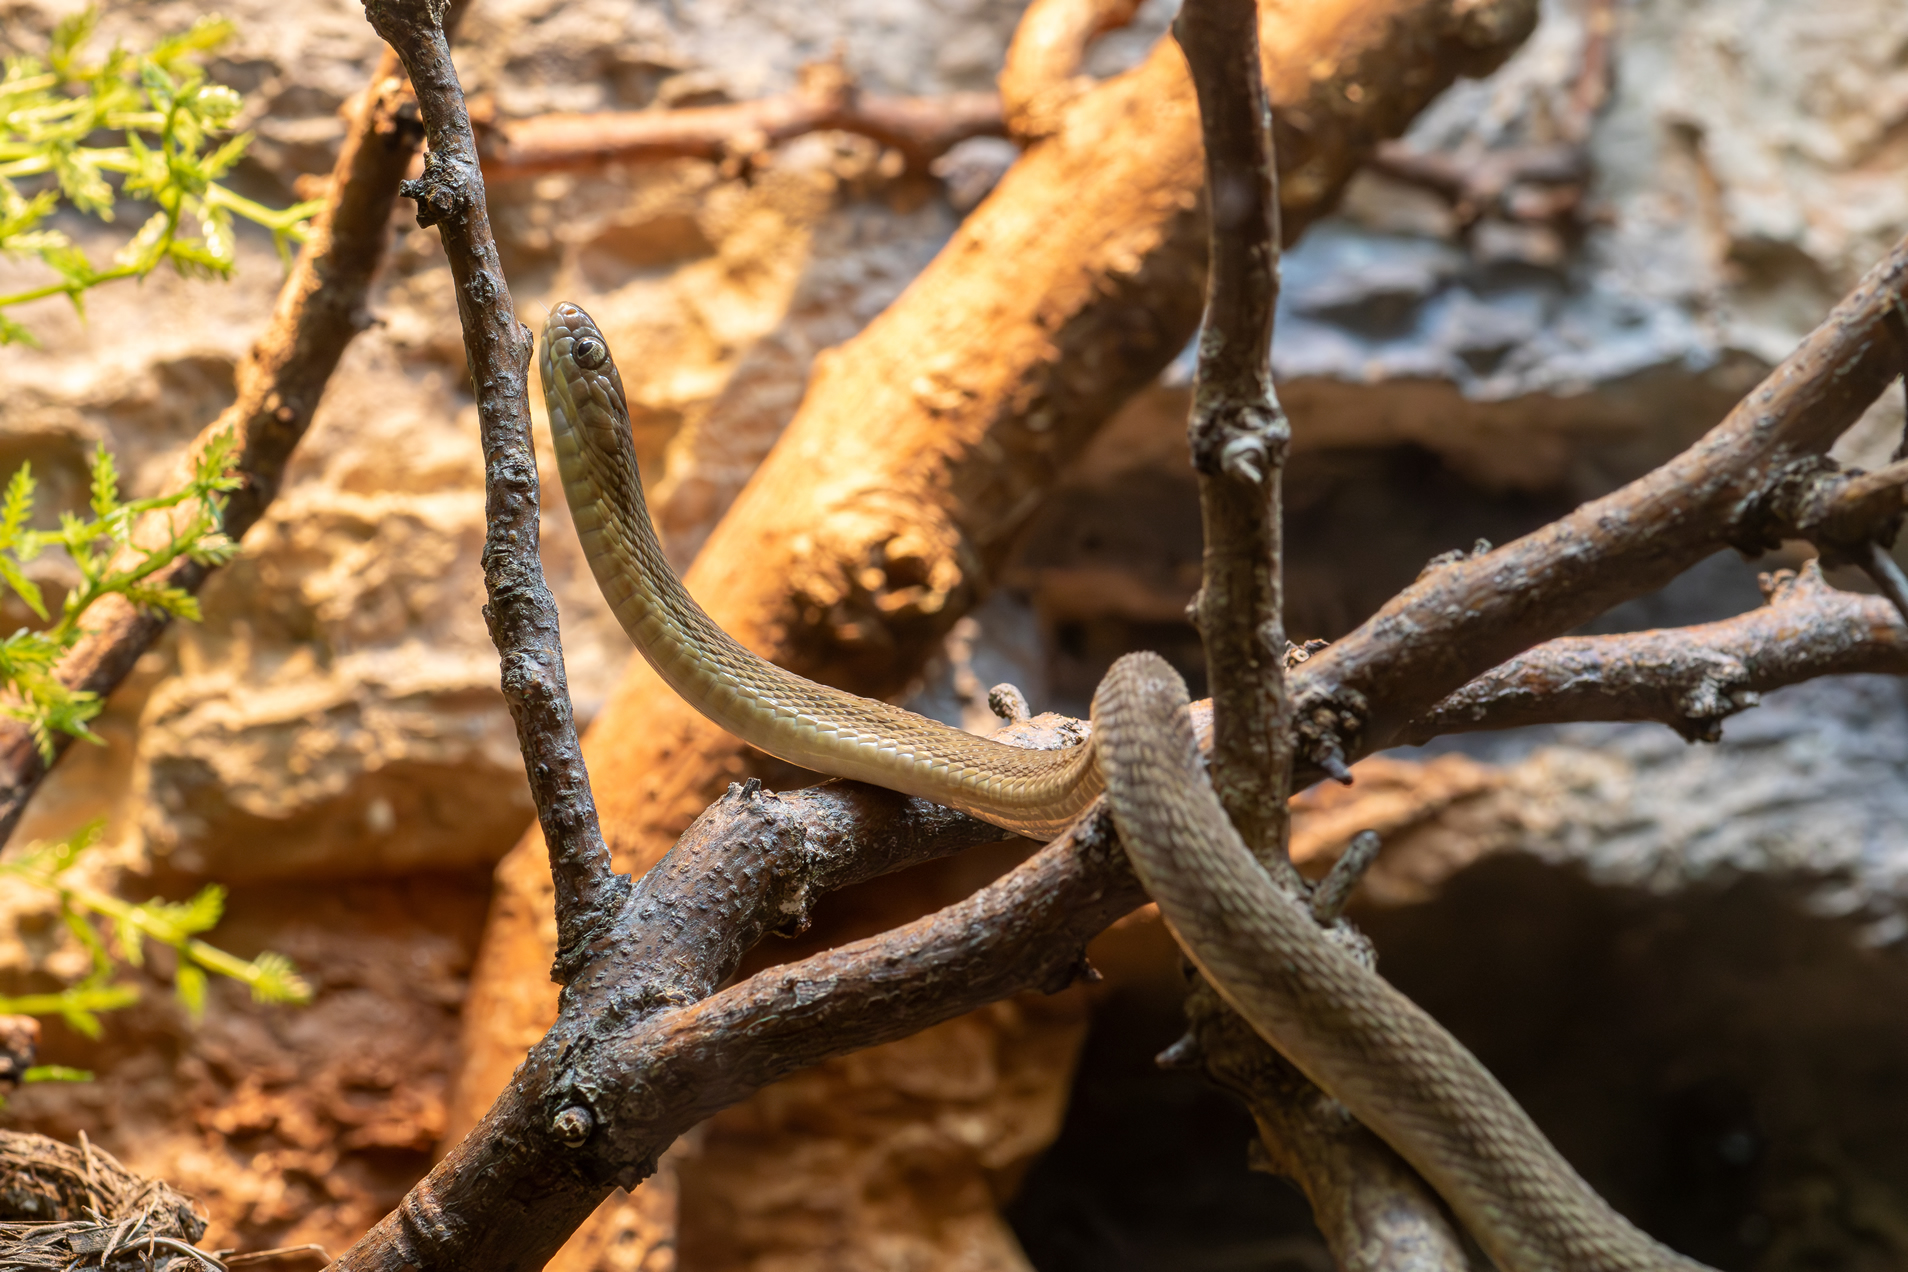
[246,951,313,1005]
[121,582,202,621]
[47,9,97,77]
[1,464,35,540]
[0,312,38,348]
[174,963,207,1019]
[0,557,45,619]
[22,1064,92,1083]
[87,442,118,517]
[114,910,143,966]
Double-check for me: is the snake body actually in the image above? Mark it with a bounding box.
[538,302,1103,840]
[1092,654,1711,1272]
[539,303,1711,1272]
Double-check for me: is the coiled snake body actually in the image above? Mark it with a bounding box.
[539,303,1710,1272]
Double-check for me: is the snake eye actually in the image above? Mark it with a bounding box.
[573,337,608,370]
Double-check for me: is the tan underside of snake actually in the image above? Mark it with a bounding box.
[539,302,1712,1272]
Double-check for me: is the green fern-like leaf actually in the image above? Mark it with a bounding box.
[87,442,118,517]
[174,962,207,1019]
[0,557,46,621]
[245,951,313,1006]
[121,581,202,621]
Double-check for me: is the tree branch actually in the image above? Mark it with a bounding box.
[1400,561,1908,744]
[333,805,1140,1271]
[1171,10,1467,1266]
[1177,0,1298,884]
[998,0,1147,141]
[452,0,1544,1161]
[361,0,626,970]
[1183,984,1472,1272]
[479,65,1006,182]
[1287,235,1908,780]
[0,48,426,846]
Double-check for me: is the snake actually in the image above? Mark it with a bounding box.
[538,302,1713,1272]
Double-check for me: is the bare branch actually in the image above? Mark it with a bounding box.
[1177,0,1298,884]
[456,0,1542,1149]
[332,804,1135,1271]
[1180,983,1472,1272]
[1289,235,1908,781]
[0,49,426,846]
[361,0,625,969]
[1399,562,1908,744]
[479,65,1006,182]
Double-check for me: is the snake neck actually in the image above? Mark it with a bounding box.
[537,305,1103,840]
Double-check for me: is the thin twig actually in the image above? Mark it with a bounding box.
[480,65,1005,181]
[0,49,427,845]
[1288,234,1908,782]
[1176,0,1298,886]
[1397,561,1908,744]
[1310,829,1382,924]
[363,0,628,970]
[148,1235,227,1270]
[1860,542,1908,626]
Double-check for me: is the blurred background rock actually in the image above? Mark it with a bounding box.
[0,0,1904,1266]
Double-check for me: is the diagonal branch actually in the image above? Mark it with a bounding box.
[1288,236,1908,782]
[0,48,427,847]
[479,66,1006,182]
[998,0,1147,141]
[1400,561,1908,744]
[361,0,626,970]
[332,805,1140,1272]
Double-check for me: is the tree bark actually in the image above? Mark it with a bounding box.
[451,0,1539,1147]
[444,10,1537,1265]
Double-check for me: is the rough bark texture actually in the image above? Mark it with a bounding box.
[450,0,1543,1156]
[1287,233,1908,783]
[362,0,626,970]
[336,804,1142,1271]
[1177,0,1297,881]
[1401,562,1908,743]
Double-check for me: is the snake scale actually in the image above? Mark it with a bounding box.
[538,302,1712,1272]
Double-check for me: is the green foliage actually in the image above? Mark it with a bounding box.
[0,820,312,1039]
[0,433,240,758]
[0,7,322,343]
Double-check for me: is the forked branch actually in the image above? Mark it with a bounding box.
[1401,561,1908,743]
[1289,236,1908,781]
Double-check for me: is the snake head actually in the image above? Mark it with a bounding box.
[539,301,635,455]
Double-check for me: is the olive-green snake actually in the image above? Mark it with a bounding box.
[539,302,1711,1272]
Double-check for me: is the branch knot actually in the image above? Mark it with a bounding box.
[1292,687,1367,785]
